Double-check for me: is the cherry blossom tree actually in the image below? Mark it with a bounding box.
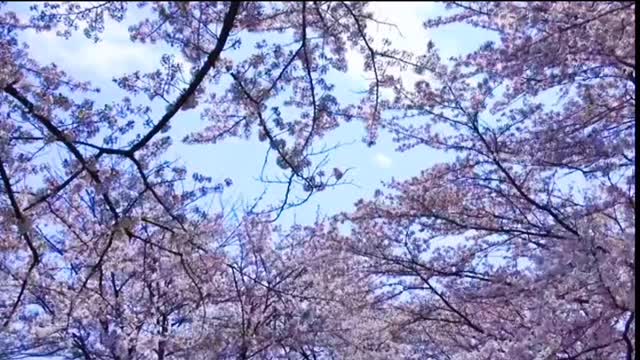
[0,1,635,359]
[0,1,402,358]
[335,1,635,359]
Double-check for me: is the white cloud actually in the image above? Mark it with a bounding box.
[21,14,171,80]
[372,152,393,169]
[345,2,437,88]
[367,2,436,49]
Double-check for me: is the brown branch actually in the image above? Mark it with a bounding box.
[412,268,485,335]
[623,312,635,360]
[341,2,380,126]
[4,84,120,220]
[300,2,318,152]
[129,155,187,232]
[0,156,40,327]
[23,153,105,212]
[127,1,240,155]
[468,114,581,238]
[230,73,312,188]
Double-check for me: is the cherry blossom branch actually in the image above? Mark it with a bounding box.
[6,84,212,320]
[4,84,120,219]
[622,311,635,360]
[12,1,239,161]
[467,114,581,238]
[0,156,40,328]
[5,3,242,238]
[341,2,380,124]
[300,2,318,152]
[127,2,240,155]
[129,155,188,232]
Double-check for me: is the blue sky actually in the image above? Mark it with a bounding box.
[8,2,498,228]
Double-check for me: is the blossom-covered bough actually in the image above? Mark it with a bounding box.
[0,1,635,359]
